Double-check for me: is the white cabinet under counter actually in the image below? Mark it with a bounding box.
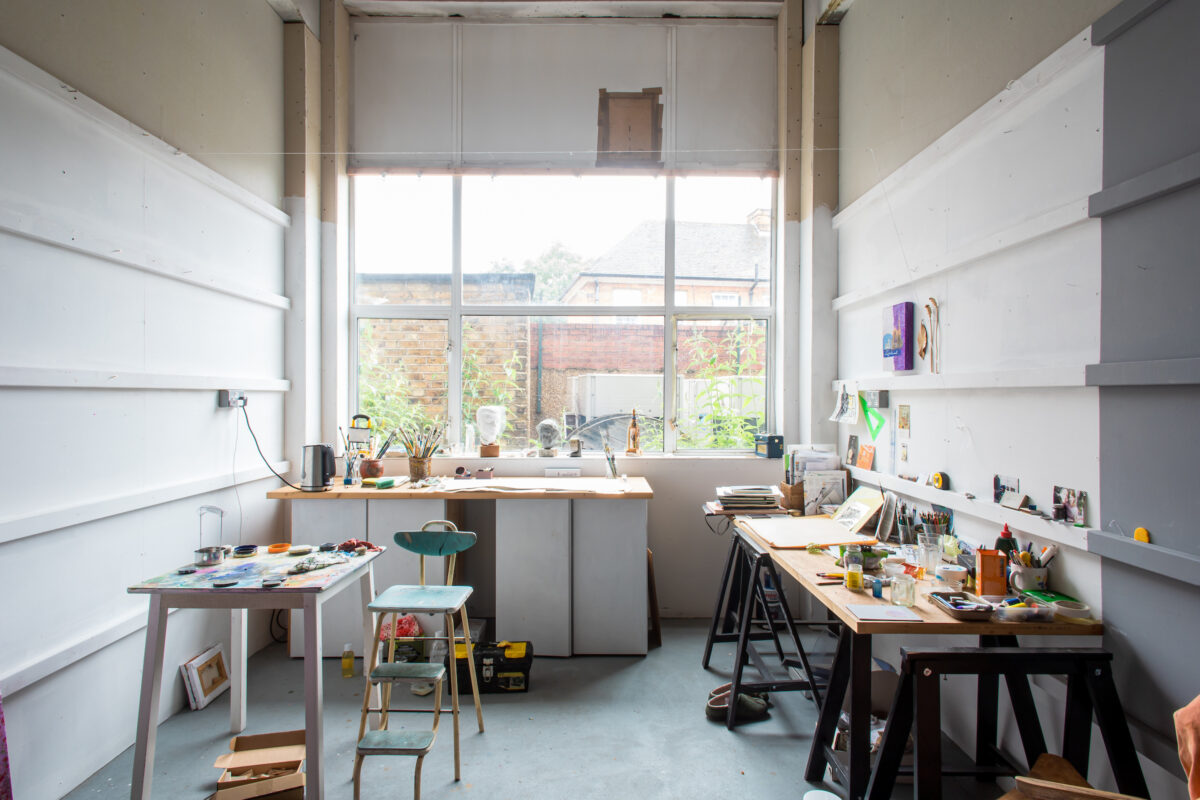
[269,477,653,657]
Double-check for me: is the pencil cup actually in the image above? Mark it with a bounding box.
[408,456,431,482]
[1010,565,1048,592]
[897,520,917,545]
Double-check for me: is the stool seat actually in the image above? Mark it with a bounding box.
[357,729,436,756]
[370,584,473,614]
[370,661,447,684]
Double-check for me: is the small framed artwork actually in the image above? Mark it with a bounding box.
[1053,486,1088,525]
[180,644,230,710]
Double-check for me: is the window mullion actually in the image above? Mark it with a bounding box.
[664,176,677,453]
[449,175,464,449]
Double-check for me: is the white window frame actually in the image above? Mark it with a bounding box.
[349,174,776,453]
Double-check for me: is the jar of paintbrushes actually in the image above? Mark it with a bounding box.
[399,419,446,483]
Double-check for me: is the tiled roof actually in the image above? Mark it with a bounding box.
[584,220,770,280]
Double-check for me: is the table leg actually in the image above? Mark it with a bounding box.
[975,635,1000,774]
[914,666,942,800]
[702,535,740,668]
[1062,667,1093,777]
[727,555,760,730]
[805,625,851,783]
[1004,671,1047,767]
[359,564,380,731]
[847,632,873,800]
[865,669,914,800]
[1085,660,1149,797]
[131,594,168,800]
[303,594,324,800]
[231,609,248,733]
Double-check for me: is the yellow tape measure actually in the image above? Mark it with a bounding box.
[931,472,950,490]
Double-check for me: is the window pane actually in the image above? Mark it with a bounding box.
[675,176,773,308]
[463,316,664,453]
[357,319,449,432]
[353,175,453,305]
[461,176,665,305]
[675,319,767,449]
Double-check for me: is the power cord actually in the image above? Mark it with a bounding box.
[269,608,289,644]
[241,405,302,491]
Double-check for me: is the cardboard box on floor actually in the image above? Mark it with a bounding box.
[213,730,305,800]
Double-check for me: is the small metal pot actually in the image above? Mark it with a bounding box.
[194,546,226,566]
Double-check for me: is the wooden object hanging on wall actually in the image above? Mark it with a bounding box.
[596,87,663,167]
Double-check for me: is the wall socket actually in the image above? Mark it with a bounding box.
[544,468,581,478]
[218,389,247,408]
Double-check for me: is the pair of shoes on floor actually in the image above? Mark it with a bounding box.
[705,683,770,723]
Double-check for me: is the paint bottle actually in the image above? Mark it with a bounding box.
[995,524,1019,562]
[341,643,355,678]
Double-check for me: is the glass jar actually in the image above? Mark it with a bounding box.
[891,573,916,607]
[845,563,864,591]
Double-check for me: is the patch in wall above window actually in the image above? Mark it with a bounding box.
[596,87,663,168]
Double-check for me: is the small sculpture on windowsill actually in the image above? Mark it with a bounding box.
[477,405,506,458]
[626,408,642,456]
[536,418,560,457]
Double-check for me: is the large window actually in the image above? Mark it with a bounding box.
[351,173,773,452]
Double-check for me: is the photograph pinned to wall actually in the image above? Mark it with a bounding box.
[993,474,1019,504]
[829,381,859,424]
[1053,486,1088,525]
[896,404,911,439]
[180,644,230,710]
[899,442,909,462]
[855,444,876,470]
[845,434,859,467]
[882,302,915,371]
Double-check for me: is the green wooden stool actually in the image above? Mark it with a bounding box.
[354,521,484,800]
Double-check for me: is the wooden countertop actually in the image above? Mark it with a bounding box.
[268,475,653,500]
[735,518,1103,637]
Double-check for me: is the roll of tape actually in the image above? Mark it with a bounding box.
[1051,599,1091,618]
[931,471,950,490]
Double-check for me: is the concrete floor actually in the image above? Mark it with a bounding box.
[66,620,1003,799]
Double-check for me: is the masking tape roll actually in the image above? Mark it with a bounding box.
[931,472,950,490]
[1051,599,1091,618]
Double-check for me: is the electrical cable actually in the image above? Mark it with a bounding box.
[269,608,289,644]
[241,405,302,491]
[232,404,243,544]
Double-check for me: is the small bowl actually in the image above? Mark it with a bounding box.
[194,546,225,567]
[361,458,384,479]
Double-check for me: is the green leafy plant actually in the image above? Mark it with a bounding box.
[676,322,766,449]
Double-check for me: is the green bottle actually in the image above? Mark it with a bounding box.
[995,524,1018,562]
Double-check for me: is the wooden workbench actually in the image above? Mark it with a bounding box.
[269,476,653,657]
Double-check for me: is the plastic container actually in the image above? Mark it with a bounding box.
[928,591,994,621]
[994,604,1056,623]
[341,643,355,678]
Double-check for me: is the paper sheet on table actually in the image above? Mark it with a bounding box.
[846,604,923,622]
[739,515,878,549]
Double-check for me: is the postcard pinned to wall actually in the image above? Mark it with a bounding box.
[829,381,860,424]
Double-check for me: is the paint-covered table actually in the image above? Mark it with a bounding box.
[128,547,383,800]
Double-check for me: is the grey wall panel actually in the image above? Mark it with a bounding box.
[1099,184,1200,363]
[1101,0,1200,185]
[1102,559,1197,781]
[1099,386,1200,555]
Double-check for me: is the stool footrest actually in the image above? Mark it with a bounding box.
[357,729,436,756]
[369,662,446,683]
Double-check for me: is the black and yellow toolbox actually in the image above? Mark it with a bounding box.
[453,640,534,693]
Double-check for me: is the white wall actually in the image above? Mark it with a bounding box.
[0,12,288,798]
[352,18,777,170]
[833,23,1184,796]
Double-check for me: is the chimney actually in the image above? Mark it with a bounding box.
[747,208,771,234]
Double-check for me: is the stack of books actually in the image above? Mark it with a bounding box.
[714,485,784,511]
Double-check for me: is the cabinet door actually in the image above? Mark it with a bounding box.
[572,499,648,655]
[495,499,572,656]
[288,500,367,657]
[367,499,447,636]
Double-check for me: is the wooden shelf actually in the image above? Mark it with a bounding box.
[845,466,1091,550]
[1085,357,1200,387]
[833,367,1088,393]
[1086,530,1200,586]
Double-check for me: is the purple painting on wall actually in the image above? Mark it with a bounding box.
[882,301,914,371]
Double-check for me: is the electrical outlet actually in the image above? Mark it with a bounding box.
[218,390,246,408]
[544,468,581,478]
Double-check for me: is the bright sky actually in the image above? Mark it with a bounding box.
[353,174,772,275]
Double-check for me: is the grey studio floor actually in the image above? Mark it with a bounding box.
[67,620,1003,800]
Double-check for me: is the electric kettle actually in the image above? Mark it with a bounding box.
[300,444,335,492]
